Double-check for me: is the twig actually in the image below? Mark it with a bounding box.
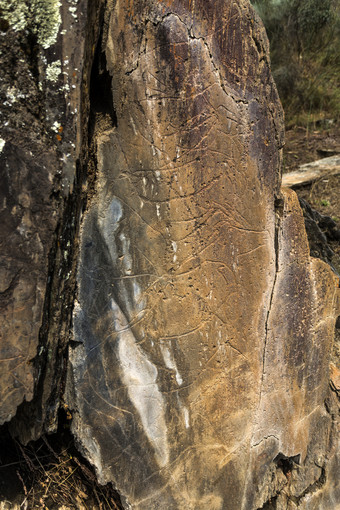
[16,470,27,497]
[16,442,35,473]
[41,435,60,461]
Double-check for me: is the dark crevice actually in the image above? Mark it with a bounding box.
[88,2,117,142]
[260,196,283,396]
[89,31,117,138]
[336,316,340,329]
[19,32,40,86]
[251,30,265,62]
[0,16,9,32]
[0,409,123,509]
[85,3,117,212]
[274,452,301,475]
[256,494,278,510]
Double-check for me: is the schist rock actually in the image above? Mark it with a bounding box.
[0,1,339,509]
[0,0,91,439]
[65,1,339,509]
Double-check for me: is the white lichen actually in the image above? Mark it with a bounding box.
[52,121,61,132]
[68,5,77,18]
[0,138,5,153]
[6,87,17,104]
[31,0,62,49]
[6,87,26,103]
[46,60,61,82]
[0,1,29,31]
[0,0,62,50]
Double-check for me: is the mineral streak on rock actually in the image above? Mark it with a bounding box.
[0,0,339,508]
[67,0,338,508]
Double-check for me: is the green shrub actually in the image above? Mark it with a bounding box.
[251,0,340,123]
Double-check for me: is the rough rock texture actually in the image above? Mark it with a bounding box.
[299,197,340,275]
[0,1,339,509]
[65,1,340,509]
[0,0,91,439]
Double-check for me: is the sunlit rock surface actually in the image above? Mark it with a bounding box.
[0,0,338,508]
[67,1,339,509]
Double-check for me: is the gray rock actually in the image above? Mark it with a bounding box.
[0,0,89,439]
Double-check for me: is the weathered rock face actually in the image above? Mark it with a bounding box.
[65,1,339,509]
[0,1,339,509]
[0,0,91,438]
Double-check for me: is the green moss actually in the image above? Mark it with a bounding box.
[0,0,61,49]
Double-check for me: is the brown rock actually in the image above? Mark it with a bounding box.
[0,1,338,508]
[66,1,339,509]
[0,0,90,437]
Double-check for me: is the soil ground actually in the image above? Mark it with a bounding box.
[284,122,340,251]
[283,122,340,226]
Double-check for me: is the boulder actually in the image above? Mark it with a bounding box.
[66,1,340,509]
[0,1,339,508]
[0,0,90,439]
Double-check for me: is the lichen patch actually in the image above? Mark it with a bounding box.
[0,0,62,49]
[46,60,61,82]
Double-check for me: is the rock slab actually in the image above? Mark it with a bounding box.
[67,1,340,509]
[0,0,339,509]
[0,0,89,437]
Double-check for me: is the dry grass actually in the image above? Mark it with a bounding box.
[0,424,122,510]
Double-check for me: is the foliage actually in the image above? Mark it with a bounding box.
[251,0,340,123]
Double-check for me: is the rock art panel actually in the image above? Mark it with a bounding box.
[63,1,339,509]
[0,0,337,507]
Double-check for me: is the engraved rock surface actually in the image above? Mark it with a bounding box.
[0,0,339,508]
[67,1,339,509]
